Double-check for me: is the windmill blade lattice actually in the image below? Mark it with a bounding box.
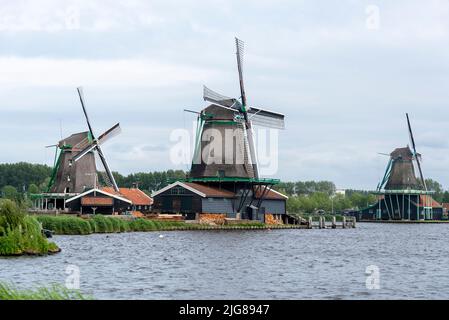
[406,113,427,191]
[72,87,120,192]
[248,107,285,129]
[203,86,239,109]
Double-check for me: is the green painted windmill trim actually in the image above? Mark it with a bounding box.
[207,120,240,126]
[46,149,63,192]
[46,144,72,192]
[377,158,393,191]
[178,177,280,184]
[192,116,205,165]
[87,131,94,143]
[200,112,214,120]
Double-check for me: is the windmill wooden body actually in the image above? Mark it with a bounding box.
[48,131,98,194]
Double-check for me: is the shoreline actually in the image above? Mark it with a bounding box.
[359,220,449,224]
[37,215,309,235]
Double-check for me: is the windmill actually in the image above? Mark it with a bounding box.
[190,37,285,180]
[362,114,435,221]
[377,114,426,192]
[47,87,121,194]
[184,38,286,220]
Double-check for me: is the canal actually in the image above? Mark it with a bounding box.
[1,223,449,299]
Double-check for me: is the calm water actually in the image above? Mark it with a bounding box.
[1,223,449,299]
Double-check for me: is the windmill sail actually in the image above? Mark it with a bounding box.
[235,37,247,109]
[203,86,239,109]
[73,87,120,192]
[248,107,285,129]
[406,113,427,190]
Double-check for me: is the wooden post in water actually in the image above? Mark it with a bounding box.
[322,216,326,229]
[332,216,337,229]
[342,216,346,229]
[308,216,313,229]
[352,217,356,228]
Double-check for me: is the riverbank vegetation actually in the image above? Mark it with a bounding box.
[0,282,90,300]
[0,200,59,256]
[36,215,188,235]
[35,215,298,235]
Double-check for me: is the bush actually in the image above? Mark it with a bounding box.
[0,199,25,230]
[91,215,113,233]
[0,201,59,256]
[36,216,92,235]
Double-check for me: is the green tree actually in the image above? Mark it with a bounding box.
[1,186,18,201]
[0,162,52,191]
[425,178,443,202]
[28,184,40,194]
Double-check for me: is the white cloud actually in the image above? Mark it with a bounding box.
[0,0,165,32]
[0,57,217,88]
[1,0,449,189]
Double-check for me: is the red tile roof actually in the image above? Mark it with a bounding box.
[255,188,288,200]
[183,182,236,198]
[419,195,442,208]
[81,197,114,206]
[101,187,153,206]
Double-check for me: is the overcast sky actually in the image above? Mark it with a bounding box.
[1,0,449,190]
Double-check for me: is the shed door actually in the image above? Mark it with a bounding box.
[181,197,193,212]
[173,198,181,212]
[162,197,172,211]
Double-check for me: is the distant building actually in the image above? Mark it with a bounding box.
[33,186,153,215]
[335,189,346,196]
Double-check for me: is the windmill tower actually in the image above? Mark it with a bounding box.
[45,87,121,208]
[186,38,285,219]
[361,114,438,221]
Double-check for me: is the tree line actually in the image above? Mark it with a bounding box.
[273,181,376,214]
[0,162,187,202]
[2,162,449,214]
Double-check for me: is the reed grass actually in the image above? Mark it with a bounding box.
[36,215,188,235]
[0,200,59,256]
[0,282,90,300]
[35,215,277,235]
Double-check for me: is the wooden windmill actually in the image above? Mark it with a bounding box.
[377,114,426,192]
[47,87,121,194]
[360,113,437,221]
[184,38,286,220]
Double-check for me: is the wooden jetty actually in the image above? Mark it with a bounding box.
[307,216,356,229]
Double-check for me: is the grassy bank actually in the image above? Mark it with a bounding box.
[35,215,299,235]
[36,215,189,235]
[0,282,90,300]
[0,200,59,256]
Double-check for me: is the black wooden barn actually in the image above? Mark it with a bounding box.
[151,181,288,222]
